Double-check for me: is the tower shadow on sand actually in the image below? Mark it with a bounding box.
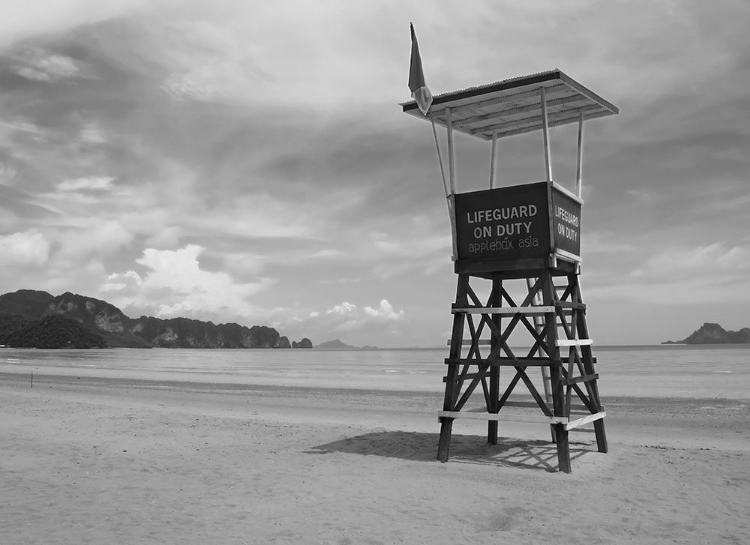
[306,431,593,472]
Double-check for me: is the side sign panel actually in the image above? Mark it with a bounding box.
[551,188,582,257]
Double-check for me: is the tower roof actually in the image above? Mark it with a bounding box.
[401,69,619,141]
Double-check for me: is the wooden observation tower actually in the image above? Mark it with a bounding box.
[401,69,619,473]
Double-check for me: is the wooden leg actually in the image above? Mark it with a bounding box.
[594,419,608,453]
[554,424,571,473]
[488,421,498,445]
[488,365,499,445]
[488,276,501,445]
[437,418,454,462]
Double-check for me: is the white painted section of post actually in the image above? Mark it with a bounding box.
[576,112,584,198]
[489,131,498,189]
[446,107,457,195]
[540,87,552,182]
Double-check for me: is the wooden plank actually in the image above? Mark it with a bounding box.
[445,339,492,346]
[554,302,587,310]
[426,82,569,119]
[443,373,483,383]
[444,358,561,367]
[438,410,568,425]
[562,373,599,386]
[564,411,606,431]
[503,400,593,412]
[457,94,590,129]
[554,248,582,264]
[556,339,593,347]
[452,306,555,315]
[468,104,603,139]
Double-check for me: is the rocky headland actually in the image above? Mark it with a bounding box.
[0,289,312,349]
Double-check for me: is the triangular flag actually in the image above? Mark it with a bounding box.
[408,23,433,115]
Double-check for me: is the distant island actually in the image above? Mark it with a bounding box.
[0,289,313,350]
[662,323,750,345]
[314,339,378,350]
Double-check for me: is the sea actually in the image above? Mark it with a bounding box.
[1,345,749,400]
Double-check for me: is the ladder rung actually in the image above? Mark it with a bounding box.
[445,358,559,367]
[446,339,492,346]
[554,302,586,309]
[438,410,568,425]
[443,356,596,364]
[556,339,593,347]
[564,411,606,431]
[562,373,599,386]
[452,306,556,315]
[503,400,603,413]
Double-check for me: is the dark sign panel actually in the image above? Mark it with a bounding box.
[454,182,550,261]
[551,188,582,257]
[454,182,582,263]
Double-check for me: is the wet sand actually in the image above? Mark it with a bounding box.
[1,371,749,544]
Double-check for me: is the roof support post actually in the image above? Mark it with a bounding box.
[540,86,552,182]
[575,112,584,198]
[444,107,459,261]
[489,131,498,189]
[446,107,457,195]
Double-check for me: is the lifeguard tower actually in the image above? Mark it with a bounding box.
[402,69,618,472]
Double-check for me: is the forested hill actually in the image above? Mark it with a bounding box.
[0,289,312,349]
[662,323,750,345]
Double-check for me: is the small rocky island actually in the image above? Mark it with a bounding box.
[314,339,378,350]
[0,289,312,349]
[663,323,750,345]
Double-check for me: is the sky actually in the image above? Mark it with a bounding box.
[0,0,748,347]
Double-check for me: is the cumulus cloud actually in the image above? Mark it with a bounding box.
[278,299,406,345]
[103,244,275,321]
[0,229,49,266]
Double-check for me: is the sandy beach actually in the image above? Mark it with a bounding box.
[1,371,749,545]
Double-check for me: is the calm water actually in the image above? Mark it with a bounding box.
[1,345,749,400]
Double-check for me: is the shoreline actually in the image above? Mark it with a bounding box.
[3,368,750,402]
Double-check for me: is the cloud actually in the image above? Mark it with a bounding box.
[0,0,148,48]
[0,228,49,266]
[276,298,406,345]
[11,47,80,81]
[58,176,115,191]
[363,299,404,321]
[54,219,135,259]
[631,242,750,280]
[0,1,748,348]
[103,244,275,321]
[586,241,750,305]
